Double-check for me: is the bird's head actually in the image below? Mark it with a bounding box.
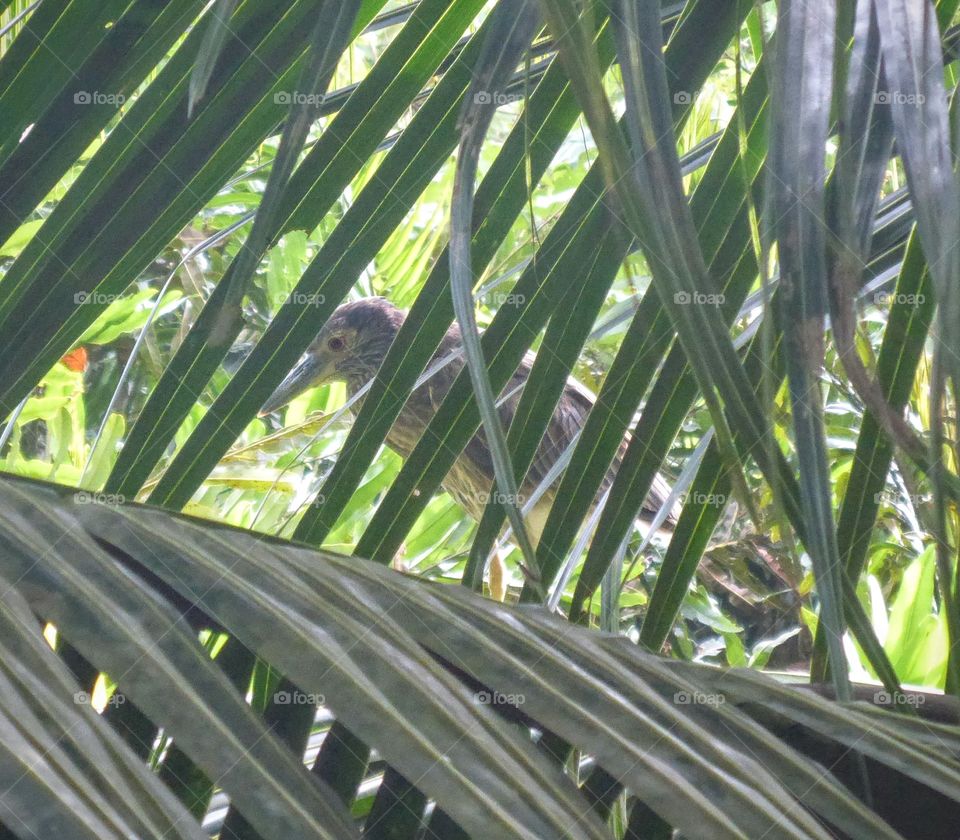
[259,297,405,415]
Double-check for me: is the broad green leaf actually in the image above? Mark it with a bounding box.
[0,473,936,838]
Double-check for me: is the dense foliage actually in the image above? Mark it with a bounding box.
[1,0,960,837]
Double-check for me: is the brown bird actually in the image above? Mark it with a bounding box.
[260,297,675,545]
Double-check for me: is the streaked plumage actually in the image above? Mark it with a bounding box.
[261,297,675,544]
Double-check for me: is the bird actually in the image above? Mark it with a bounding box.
[260,297,676,546]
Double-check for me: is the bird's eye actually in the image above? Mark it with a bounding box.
[327,336,345,352]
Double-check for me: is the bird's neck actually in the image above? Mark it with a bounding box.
[345,371,371,405]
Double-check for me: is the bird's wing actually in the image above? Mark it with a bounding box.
[526,368,680,527]
[425,339,679,529]
[525,373,593,491]
[449,352,532,497]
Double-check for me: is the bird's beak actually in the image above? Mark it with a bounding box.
[259,352,335,416]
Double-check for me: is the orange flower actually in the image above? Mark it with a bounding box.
[60,347,88,372]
